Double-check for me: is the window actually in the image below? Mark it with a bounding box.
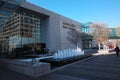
[25,24,29,27]
[4,3,18,10]
[0,9,12,16]
[0,17,7,22]
[30,25,33,28]
[11,0,25,4]
[30,19,33,24]
[25,29,28,32]
[24,17,29,23]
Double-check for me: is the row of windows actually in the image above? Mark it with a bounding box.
[0,9,13,16]
[20,28,40,35]
[21,28,32,32]
[4,24,20,31]
[4,30,19,36]
[12,33,19,37]
[34,29,40,33]
[20,32,32,37]
[21,19,40,24]
[5,24,40,32]
[9,12,40,24]
[17,11,40,19]
[10,14,20,20]
[20,33,40,37]
[6,20,20,26]
[21,24,40,29]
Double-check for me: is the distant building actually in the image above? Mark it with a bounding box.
[81,22,94,49]
[108,28,120,48]
[109,28,120,39]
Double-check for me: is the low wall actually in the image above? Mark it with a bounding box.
[0,58,50,78]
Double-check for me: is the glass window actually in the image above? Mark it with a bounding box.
[25,24,29,27]
[30,19,33,24]
[0,9,12,16]
[21,23,24,26]
[30,25,33,28]
[24,17,29,23]
[11,0,25,4]
[0,24,4,29]
[25,29,28,32]
[0,1,4,7]
[0,17,8,22]
[4,3,18,10]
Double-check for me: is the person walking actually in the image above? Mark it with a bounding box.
[114,46,120,57]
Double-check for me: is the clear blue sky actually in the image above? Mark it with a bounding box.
[27,0,120,28]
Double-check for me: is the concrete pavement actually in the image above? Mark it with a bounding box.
[39,52,120,80]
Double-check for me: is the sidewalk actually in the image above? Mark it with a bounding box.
[0,52,120,80]
[39,52,120,80]
[0,69,33,80]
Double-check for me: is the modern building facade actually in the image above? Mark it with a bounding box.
[81,22,94,49]
[0,0,25,28]
[0,0,82,55]
[109,28,120,39]
[108,28,120,48]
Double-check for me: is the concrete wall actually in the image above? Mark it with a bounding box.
[0,58,50,78]
[60,16,82,50]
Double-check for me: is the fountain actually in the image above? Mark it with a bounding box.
[40,48,86,67]
[53,48,84,59]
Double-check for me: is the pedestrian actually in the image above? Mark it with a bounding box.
[114,46,120,57]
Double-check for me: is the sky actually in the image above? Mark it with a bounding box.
[27,0,120,28]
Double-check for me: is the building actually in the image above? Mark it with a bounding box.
[0,0,25,28]
[81,22,94,49]
[0,0,82,55]
[109,28,120,39]
[108,28,120,48]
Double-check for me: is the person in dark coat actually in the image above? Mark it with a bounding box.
[114,46,120,57]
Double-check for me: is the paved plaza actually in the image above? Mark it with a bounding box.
[0,52,120,80]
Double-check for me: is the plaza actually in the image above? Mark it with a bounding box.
[0,0,120,80]
[0,52,120,80]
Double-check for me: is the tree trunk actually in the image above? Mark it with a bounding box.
[98,42,101,50]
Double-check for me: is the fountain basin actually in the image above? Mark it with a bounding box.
[40,54,92,67]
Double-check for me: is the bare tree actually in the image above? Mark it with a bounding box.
[90,23,110,49]
[90,23,110,43]
[67,29,82,48]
